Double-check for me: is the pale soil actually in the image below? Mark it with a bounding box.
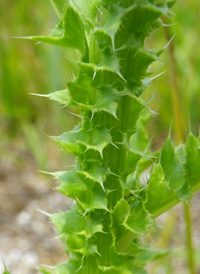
[0,142,69,274]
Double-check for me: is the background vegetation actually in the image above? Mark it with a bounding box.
[0,0,200,273]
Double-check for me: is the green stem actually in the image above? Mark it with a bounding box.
[184,204,195,274]
[163,20,195,274]
[117,230,135,253]
[162,22,184,143]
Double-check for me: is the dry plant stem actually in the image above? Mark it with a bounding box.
[184,204,195,274]
[163,22,195,274]
[162,23,184,142]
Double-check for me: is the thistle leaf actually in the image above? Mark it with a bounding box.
[185,133,200,193]
[126,197,156,235]
[159,134,200,203]
[161,139,186,193]
[47,89,71,105]
[67,63,121,117]
[55,260,81,274]
[28,6,88,56]
[112,197,155,237]
[53,170,108,212]
[50,204,104,239]
[53,124,113,157]
[145,164,179,216]
[77,161,110,190]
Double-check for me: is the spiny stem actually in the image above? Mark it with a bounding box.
[29,2,200,273]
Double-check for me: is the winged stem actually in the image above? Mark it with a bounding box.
[25,1,200,273]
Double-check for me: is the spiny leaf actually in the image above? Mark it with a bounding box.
[161,139,184,191]
[60,232,100,256]
[112,197,155,236]
[112,198,130,239]
[50,205,85,234]
[105,247,147,274]
[115,2,163,48]
[51,204,103,239]
[53,170,108,212]
[129,119,149,156]
[53,124,113,157]
[68,81,120,118]
[144,164,179,217]
[127,49,157,80]
[66,62,121,117]
[55,259,81,274]
[92,30,119,71]
[126,197,156,235]
[30,89,72,106]
[77,160,110,190]
[27,6,88,56]
[185,133,200,193]
[47,89,71,105]
[160,139,188,201]
[52,125,82,156]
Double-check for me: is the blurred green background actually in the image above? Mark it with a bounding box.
[1,0,200,169]
[0,0,200,273]
[0,0,78,171]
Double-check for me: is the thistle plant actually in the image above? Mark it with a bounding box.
[20,0,200,273]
